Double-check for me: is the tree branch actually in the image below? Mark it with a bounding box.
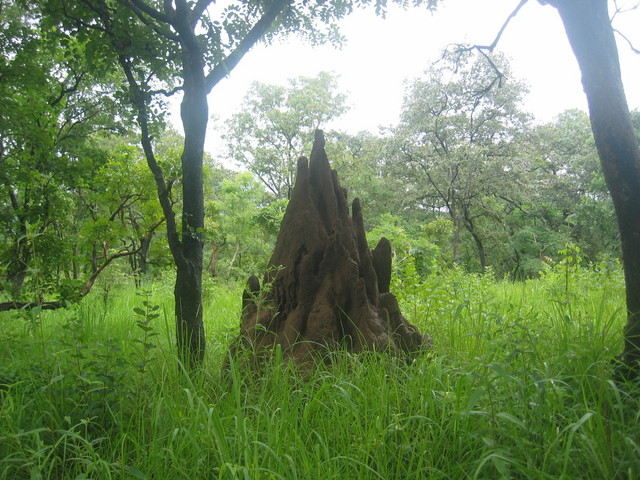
[49,71,86,107]
[0,219,164,312]
[476,0,529,53]
[613,28,640,55]
[448,0,529,91]
[80,218,164,296]
[125,0,171,24]
[114,0,179,41]
[149,85,184,97]
[108,193,142,221]
[192,0,215,26]
[205,0,291,91]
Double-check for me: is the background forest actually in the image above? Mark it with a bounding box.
[2,0,640,479]
[1,55,629,302]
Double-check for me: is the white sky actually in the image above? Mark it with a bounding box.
[185,0,640,159]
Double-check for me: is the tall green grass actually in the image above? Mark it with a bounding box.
[1,265,638,479]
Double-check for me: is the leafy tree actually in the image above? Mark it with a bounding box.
[531,110,619,262]
[367,213,453,278]
[0,4,125,304]
[41,0,364,367]
[205,171,285,279]
[78,135,168,284]
[0,131,166,312]
[225,72,348,199]
[463,0,639,375]
[394,49,530,271]
[328,131,422,227]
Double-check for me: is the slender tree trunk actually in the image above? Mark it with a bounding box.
[7,240,29,295]
[172,42,208,367]
[452,218,461,263]
[552,0,640,377]
[462,208,487,271]
[139,234,151,276]
[468,229,487,272]
[79,0,291,368]
[449,190,461,263]
[6,192,30,296]
[208,242,219,277]
[72,244,79,280]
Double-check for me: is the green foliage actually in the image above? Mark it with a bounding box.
[225,72,348,199]
[368,213,452,278]
[0,6,146,302]
[394,48,531,273]
[0,130,169,303]
[131,291,161,374]
[329,130,423,226]
[0,268,636,479]
[205,171,283,280]
[528,110,619,264]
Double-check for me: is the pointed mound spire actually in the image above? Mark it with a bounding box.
[231,131,430,366]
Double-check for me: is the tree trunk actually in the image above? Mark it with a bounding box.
[469,229,487,272]
[138,233,151,276]
[552,0,640,377]
[452,217,461,263]
[175,45,208,369]
[207,242,219,277]
[6,192,30,296]
[449,194,461,263]
[463,210,487,271]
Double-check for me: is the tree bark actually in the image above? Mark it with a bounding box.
[463,209,487,271]
[174,35,208,368]
[551,0,640,377]
[207,242,219,277]
[6,191,30,296]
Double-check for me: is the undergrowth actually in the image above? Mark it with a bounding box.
[1,264,638,479]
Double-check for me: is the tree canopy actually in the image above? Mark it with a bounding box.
[225,71,348,199]
[2,0,638,375]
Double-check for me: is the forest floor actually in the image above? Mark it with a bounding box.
[1,264,639,479]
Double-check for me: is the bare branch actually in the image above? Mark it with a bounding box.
[149,85,184,97]
[192,0,215,26]
[447,0,528,92]
[613,28,640,55]
[108,193,142,221]
[0,300,66,312]
[476,0,529,53]
[49,71,86,107]
[611,0,639,22]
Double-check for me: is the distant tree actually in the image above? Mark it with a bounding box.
[205,172,284,279]
[328,131,420,227]
[225,72,348,199]
[395,50,530,271]
[531,110,619,262]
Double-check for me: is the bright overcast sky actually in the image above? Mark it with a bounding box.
[187,0,640,157]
